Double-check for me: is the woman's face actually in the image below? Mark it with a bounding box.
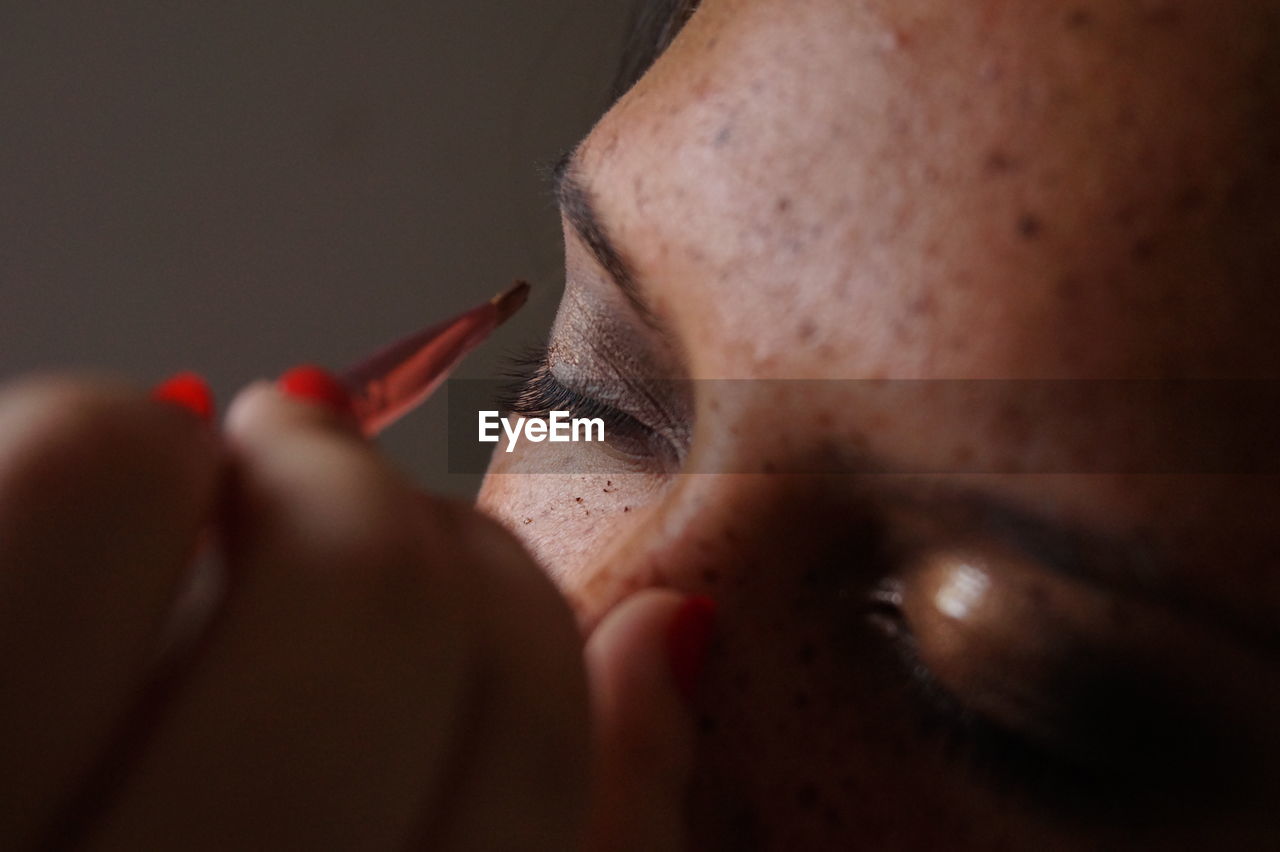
[479,0,1280,848]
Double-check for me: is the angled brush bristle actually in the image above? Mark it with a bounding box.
[491,280,531,325]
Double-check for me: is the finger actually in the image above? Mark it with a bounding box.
[0,374,220,847]
[420,509,590,852]
[584,590,715,852]
[84,382,480,851]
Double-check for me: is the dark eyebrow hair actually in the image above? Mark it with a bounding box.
[550,145,659,326]
[897,482,1278,654]
[609,0,704,103]
[540,1,703,326]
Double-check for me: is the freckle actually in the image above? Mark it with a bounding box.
[623,506,631,512]
[1106,599,1127,629]
[632,173,646,198]
[712,124,732,147]
[1017,213,1043,239]
[1176,185,1206,212]
[797,319,817,340]
[1050,87,1078,107]
[983,149,1016,174]
[1065,7,1092,28]
[775,196,791,213]
[1131,237,1156,261]
[796,784,819,810]
[1140,0,1181,26]
[909,293,936,316]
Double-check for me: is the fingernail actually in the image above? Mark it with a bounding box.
[151,372,215,423]
[666,595,717,702]
[277,365,356,421]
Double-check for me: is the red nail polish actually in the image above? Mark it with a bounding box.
[666,595,717,702]
[277,364,356,420]
[151,372,214,423]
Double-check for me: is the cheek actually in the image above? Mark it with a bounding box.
[691,597,944,848]
[607,481,1010,849]
[483,456,1022,846]
[476,449,667,617]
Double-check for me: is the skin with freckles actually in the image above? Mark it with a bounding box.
[480,0,1280,848]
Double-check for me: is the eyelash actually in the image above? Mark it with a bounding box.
[870,597,1217,823]
[497,344,672,464]
[888,627,1107,812]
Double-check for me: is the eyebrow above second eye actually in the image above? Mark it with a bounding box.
[875,482,1280,655]
[884,485,1156,589]
[550,145,662,328]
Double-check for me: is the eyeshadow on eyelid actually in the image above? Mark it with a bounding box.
[540,295,693,454]
[551,282,682,382]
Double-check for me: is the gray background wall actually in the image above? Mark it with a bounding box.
[0,1,633,494]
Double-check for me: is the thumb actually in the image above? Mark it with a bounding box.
[584,590,716,852]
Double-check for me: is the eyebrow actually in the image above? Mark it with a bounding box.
[879,478,1271,644]
[911,486,1157,588]
[550,146,659,326]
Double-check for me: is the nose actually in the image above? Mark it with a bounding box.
[574,478,881,645]
[564,448,900,849]
[558,382,875,633]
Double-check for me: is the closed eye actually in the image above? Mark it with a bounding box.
[498,344,681,468]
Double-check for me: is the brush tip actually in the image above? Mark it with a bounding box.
[491,279,531,325]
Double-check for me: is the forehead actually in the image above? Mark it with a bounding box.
[552,0,1280,625]
[576,0,1280,380]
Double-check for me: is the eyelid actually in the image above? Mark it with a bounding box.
[497,344,684,470]
[544,298,694,451]
[869,540,1274,815]
[555,161,661,329]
